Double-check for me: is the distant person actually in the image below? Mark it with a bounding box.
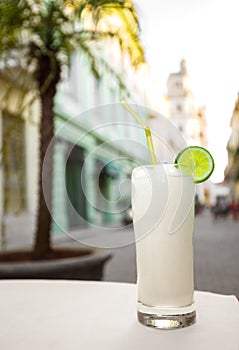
[195,194,202,215]
[230,200,238,221]
[212,198,230,219]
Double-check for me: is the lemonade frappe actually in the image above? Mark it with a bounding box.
[132,163,196,328]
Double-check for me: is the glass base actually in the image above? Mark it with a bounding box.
[137,301,196,329]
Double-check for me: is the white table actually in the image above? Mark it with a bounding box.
[0,280,238,350]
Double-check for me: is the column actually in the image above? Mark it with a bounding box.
[51,140,69,235]
[83,149,99,226]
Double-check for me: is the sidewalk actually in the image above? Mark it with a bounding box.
[1,213,133,250]
[0,213,136,283]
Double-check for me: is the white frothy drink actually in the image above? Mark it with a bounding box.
[132,164,195,308]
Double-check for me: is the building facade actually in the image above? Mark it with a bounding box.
[166,60,207,147]
[51,50,150,234]
[0,48,151,245]
[0,69,40,245]
[167,60,211,205]
[148,60,211,205]
[225,93,239,200]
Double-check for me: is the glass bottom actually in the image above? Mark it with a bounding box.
[137,301,196,329]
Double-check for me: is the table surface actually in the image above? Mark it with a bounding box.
[0,280,239,350]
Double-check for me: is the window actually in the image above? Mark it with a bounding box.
[2,112,26,213]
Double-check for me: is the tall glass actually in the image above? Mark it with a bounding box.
[131,163,196,329]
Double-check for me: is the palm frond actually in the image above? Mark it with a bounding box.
[0,0,145,90]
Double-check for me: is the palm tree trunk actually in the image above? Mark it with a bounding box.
[33,55,60,260]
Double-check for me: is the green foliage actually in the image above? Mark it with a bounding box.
[0,0,144,83]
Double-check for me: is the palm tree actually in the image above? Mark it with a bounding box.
[0,0,144,259]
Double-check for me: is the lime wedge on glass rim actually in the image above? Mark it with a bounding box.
[175,146,215,183]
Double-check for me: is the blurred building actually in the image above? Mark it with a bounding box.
[0,46,151,241]
[0,71,39,220]
[149,60,208,160]
[167,60,207,147]
[149,60,211,205]
[167,60,210,205]
[52,51,150,233]
[225,93,239,200]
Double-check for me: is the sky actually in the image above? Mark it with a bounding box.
[133,0,239,183]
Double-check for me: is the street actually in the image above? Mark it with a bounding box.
[103,209,239,298]
[194,209,239,297]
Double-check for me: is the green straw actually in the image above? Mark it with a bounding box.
[121,100,157,165]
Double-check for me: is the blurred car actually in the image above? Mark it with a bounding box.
[211,198,230,219]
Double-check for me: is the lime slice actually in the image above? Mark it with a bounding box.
[175,146,215,183]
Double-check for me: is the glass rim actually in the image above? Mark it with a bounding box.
[133,162,194,170]
[132,162,195,179]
